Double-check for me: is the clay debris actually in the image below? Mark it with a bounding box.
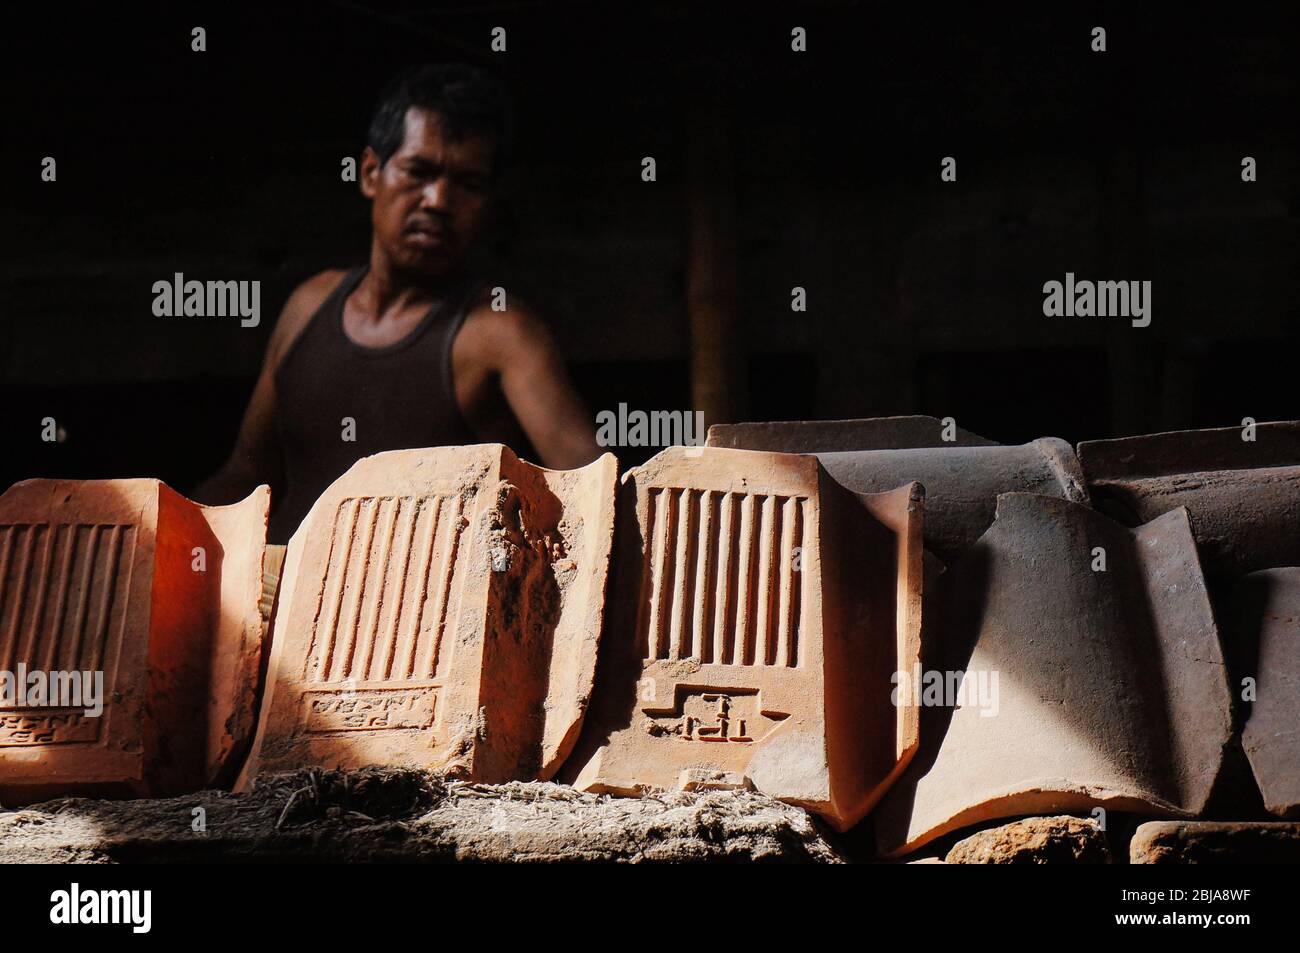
[0,479,269,803]
[708,415,1087,563]
[944,815,1112,864]
[0,767,842,863]
[875,493,1234,857]
[564,445,924,832]
[1078,421,1300,578]
[238,445,618,789]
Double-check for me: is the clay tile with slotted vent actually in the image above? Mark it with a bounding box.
[562,446,924,831]
[237,445,618,789]
[0,479,268,803]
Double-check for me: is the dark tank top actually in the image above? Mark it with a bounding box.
[269,265,481,542]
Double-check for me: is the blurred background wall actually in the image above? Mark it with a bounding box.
[2,1,1296,490]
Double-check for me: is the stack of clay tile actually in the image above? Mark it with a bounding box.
[707,416,1293,851]
[1078,422,1300,824]
[237,442,924,832]
[3,418,1296,853]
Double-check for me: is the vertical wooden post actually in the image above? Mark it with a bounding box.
[685,81,746,429]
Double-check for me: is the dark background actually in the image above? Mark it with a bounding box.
[2,1,1296,494]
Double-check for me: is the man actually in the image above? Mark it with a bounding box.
[195,64,601,542]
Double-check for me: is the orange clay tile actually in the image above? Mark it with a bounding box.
[0,479,269,802]
[563,446,924,831]
[237,445,618,789]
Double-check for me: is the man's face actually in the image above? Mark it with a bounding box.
[361,107,495,277]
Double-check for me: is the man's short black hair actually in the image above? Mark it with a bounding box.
[366,63,513,174]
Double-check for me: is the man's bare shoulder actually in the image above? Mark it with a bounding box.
[460,288,553,360]
[267,268,349,366]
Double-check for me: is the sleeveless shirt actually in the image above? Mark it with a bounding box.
[269,265,481,543]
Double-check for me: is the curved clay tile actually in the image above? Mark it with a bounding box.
[1078,421,1300,578]
[708,415,1087,563]
[875,492,1233,857]
[1234,567,1300,818]
[706,415,999,453]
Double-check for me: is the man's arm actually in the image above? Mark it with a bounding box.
[190,270,344,503]
[466,298,602,470]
